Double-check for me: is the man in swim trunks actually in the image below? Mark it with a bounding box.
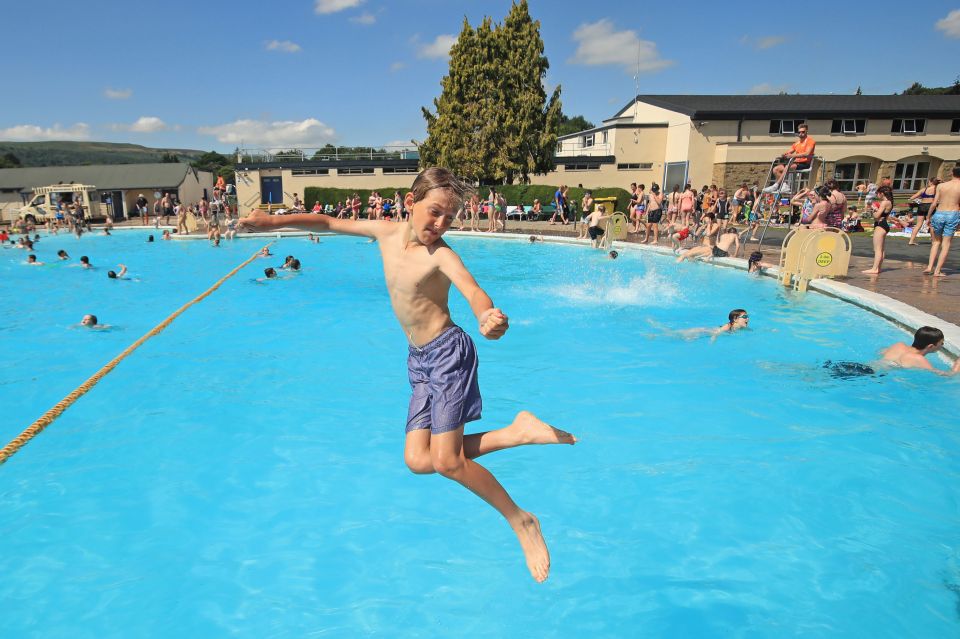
[924,165,960,278]
[710,227,740,259]
[880,326,960,375]
[240,167,576,583]
[677,212,720,262]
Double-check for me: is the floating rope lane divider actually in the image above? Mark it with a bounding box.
[0,242,275,466]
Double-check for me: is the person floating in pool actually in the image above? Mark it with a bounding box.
[26,254,43,265]
[747,251,775,274]
[879,326,960,375]
[57,249,70,260]
[79,314,109,329]
[608,250,619,260]
[241,167,576,583]
[654,308,750,341]
[107,264,127,279]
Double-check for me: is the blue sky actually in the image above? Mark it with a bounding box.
[2,0,958,152]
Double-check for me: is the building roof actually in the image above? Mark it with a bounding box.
[0,163,203,191]
[618,94,960,120]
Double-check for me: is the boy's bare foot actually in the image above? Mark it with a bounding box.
[861,268,880,274]
[513,511,550,583]
[934,272,946,277]
[509,411,577,445]
[922,269,934,274]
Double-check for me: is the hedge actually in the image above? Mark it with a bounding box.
[304,184,633,215]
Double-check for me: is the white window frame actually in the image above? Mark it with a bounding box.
[902,119,917,134]
[842,119,857,134]
[601,130,608,144]
[893,161,930,191]
[581,133,595,148]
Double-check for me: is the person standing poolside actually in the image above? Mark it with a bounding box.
[880,326,960,375]
[240,167,576,583]
[925,166,960,277]
[908,177,940,246]
[550,184,569,225]
[643,185,663,244]
[679,184,696,226]
[862,186,893,275]
[135,194,149,225]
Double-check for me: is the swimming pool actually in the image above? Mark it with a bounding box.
[2,230,959,637]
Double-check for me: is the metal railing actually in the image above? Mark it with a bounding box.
[238,145,419,164]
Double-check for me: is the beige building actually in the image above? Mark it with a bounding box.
[231,95,959,203]
[0,163,214,222]
[548,94,960,192]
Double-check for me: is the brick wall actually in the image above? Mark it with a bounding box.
[711,163,770,190]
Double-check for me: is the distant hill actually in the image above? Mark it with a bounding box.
[0,141,207,167]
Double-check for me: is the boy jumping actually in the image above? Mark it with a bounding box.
[241,167,576,582]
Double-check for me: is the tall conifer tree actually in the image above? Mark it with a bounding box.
[421,2,561,184]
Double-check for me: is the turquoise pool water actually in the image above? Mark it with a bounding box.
[1,230,959,637]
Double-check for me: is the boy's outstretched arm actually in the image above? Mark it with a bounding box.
[240,210,388,239]
[439,249,508,340]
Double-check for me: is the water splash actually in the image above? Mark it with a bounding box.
[542,269,684,307]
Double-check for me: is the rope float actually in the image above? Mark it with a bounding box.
[0,242,275,466]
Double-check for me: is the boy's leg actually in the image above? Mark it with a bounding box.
[430,426,551,583]
[405,411,575,472]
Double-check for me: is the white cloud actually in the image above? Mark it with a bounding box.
[265,39,301,53]
[390,61,406,72]
[349,12,376,25]
[569,19,672,73]
[104,87,132,100]
[0,123,90,141]
[197,118,337,147]
[935,9,960,38]
[314,0,362,14]
[747,83,790,95]
[416,34,456,59]
[739,35,787,49]
[112,116,168,133]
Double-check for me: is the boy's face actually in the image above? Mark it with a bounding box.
[405,189,461,246]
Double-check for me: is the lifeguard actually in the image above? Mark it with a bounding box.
[764,123,815,194]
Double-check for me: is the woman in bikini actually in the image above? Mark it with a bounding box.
[862,186,893,275]
[908,177,939,245]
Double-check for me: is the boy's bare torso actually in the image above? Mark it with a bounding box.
[377,224,455,346]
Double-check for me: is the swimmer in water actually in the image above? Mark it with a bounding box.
[57,249,69,260]
[258,246,273,258]
[747,251,776,274]
[879,326,960,375]
[608,250,618,260]
[107,264,127,279]
[653,308,750,342]
[26,254,43,265]
[79,314,109,329]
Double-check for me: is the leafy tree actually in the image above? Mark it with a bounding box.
[191,150,235,183]
[902,79,960,95]
[421,1,561,184]
[0,152,22,168]
[558,114,595,136]
[160,152,179,163]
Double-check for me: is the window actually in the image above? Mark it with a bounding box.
[951,119,960,134]
[337,167,374,175]
[617,163,653,170]
[769,119,804,135]
[291,168,329,176]
[830,119,866,134]
[601,130,608,144]
[893,161,930,190]
[383,166,419,174]
[564,163,600,171]
[833,162,872,192]
[556,141,563,152]
[581,133,595,148]
[891,118,926,134]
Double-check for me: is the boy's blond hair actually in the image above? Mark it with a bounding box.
[410,167,473,204]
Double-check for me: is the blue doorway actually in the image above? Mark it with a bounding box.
[260,176,283,205]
